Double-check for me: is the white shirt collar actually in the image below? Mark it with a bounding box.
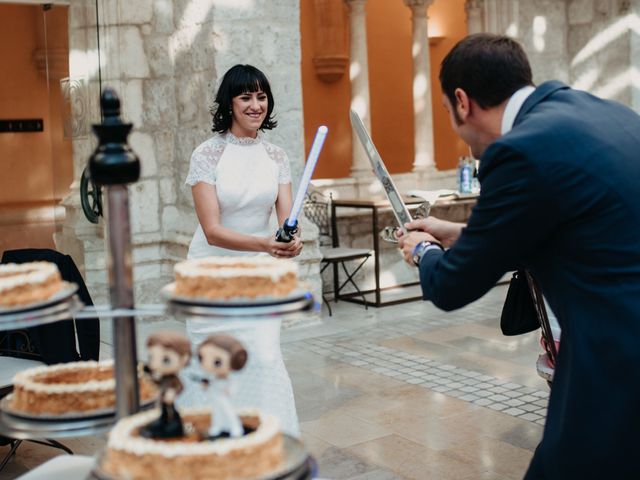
[501,85,536,134]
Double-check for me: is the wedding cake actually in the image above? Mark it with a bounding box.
[173,256,298,300]
[102,408,283,480]
[0,261,63,307]
[11,360,157,415]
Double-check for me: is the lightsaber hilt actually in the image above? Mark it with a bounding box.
[275,218,299,243]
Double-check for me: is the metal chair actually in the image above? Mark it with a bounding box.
[303,190,371,316]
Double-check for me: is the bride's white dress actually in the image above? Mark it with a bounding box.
[178,131,300,437]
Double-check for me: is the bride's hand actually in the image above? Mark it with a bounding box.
[264,236,302,258]
[286,235,303,258]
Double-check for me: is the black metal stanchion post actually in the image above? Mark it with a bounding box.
[89,88,141,418]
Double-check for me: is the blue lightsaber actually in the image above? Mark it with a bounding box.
[276,125,328,242]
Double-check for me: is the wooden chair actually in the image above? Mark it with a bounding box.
[303,190,371,316]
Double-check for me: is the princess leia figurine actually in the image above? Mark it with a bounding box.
[196,334,248,438]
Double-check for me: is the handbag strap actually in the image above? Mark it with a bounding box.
[524,271,558,363]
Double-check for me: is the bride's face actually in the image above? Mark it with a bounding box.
[230,90,268,137]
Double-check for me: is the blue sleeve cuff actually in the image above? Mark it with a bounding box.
[418,248,445,300]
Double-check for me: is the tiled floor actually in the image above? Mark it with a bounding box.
[0,284,548,479]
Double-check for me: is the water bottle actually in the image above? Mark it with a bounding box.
[459,157,472,194]
[471,159,480,194]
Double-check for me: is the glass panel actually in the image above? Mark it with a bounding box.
[41,4,73,247]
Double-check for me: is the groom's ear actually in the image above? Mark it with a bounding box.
[454,88,471,122]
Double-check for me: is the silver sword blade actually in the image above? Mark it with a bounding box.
[349,109,413,230]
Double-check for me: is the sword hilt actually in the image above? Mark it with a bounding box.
[275,219,298,243]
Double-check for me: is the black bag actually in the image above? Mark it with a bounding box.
[500,270,540,336]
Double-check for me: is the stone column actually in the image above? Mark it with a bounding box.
[404,0,436,173]
[344,0,372,177]
[56,1,105,286]
[483,0,519,36]
[313,0,349,82]
[465,0,485,34]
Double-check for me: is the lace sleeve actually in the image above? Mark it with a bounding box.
[264,142,292,184]
[185,137,226,186]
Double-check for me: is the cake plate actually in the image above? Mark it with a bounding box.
[0,396,157,440]
[0,408,116,440]
[89,433,314,480]
[162,283,317,319]
[0,283,83,332]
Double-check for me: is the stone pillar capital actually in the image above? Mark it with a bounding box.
[464,0,484,12]
[403,0,435,12]
[343,0,367,10]
[465,0,485,34]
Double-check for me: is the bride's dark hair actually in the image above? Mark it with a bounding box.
[210,64,277,133]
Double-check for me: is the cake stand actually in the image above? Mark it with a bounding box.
[0,283,83,332]
[164,284,316,319]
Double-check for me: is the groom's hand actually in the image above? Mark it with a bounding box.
[398,231,439,265]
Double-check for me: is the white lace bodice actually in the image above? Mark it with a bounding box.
[185,132,292,259]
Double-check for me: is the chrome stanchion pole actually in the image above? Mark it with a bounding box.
[89,89,141,418]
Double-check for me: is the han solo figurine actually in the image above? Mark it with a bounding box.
[140,331,191,439]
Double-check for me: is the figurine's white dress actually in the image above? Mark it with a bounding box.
[202,375,244,438]
[178,131,300,437]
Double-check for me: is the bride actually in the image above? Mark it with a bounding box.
[178,64,302,437]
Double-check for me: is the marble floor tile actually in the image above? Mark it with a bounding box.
[292,372,363,423]
[346,434,484,480]
[308,444,386,479]
[308,363,408,394]
[445,434,535,479]
[347,469,405,480]
[301,411,391,448]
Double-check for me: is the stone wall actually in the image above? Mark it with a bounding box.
[567,0,637,107]
[60,0,321,313]
[481,0,640,110]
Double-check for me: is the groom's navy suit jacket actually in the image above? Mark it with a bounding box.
[419,81,640,479]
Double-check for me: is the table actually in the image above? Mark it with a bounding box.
[330,195,477,307]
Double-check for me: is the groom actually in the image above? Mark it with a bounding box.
[399,34,640,479]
